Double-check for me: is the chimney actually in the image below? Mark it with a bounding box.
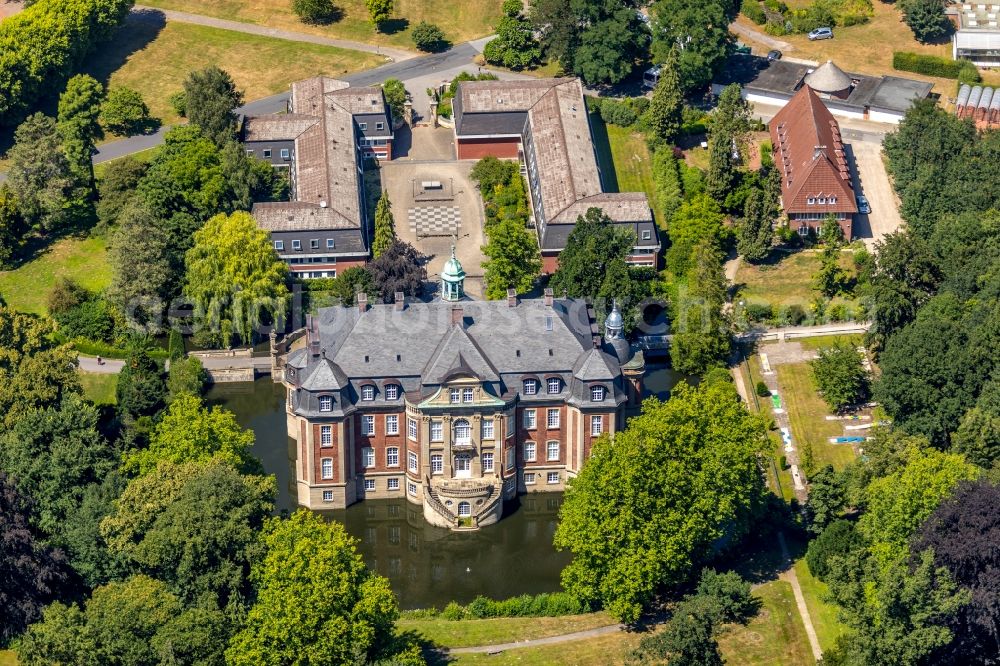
[544,287,553,307]
[357,292,368,313]
[506,288,517,307]
[394,291,405,311]
[451,305,463,327]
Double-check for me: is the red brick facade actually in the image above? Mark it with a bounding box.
[456,137,521,160]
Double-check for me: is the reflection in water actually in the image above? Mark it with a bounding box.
[207,366,683,608]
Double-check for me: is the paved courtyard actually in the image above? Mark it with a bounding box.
[846,141,904,248]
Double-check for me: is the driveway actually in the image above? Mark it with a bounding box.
[846,141,903,248]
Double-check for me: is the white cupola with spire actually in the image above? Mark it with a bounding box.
[604,300,624,340]
[440,245,466,302]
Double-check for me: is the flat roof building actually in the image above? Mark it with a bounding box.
[952,4,1000,67]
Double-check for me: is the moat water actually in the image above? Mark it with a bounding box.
[206,365,685,608]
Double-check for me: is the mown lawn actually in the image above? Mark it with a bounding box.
[0,650,17,666]
[717,580,814,666]
[735,3,1000,99]
[774,361,858,473]
[0,236,111,315]
[79,370,119,405]
[399,613,617,649]
[449,630,645,665]
[735,249,859,313]
[589,113,665,228]
[140,0,502,50]
[794,559,848,653]
[746,352,797,501]
[82,21,385,126]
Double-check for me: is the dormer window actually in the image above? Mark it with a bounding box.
[450,388,460,403]
[523,379,538,395]
[807,198,815,205]
[319,395,333,412]
[361,385,375,401]
[359,122,368,130]
[376,122,384,131]
[818,197,827,204]
[327,238,335,249]
[547,378,561,394]
[591,386,606,402]
[385,384,399,400]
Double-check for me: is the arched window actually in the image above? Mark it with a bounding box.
[457,501,472,517]
[454,419,471,443]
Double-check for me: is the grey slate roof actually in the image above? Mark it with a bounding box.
[300,356,350,390]
[422,325,501,384]
[572,347,618,381]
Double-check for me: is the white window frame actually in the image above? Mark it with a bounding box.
[431,421,443,441]
[322,490,334,502]
[431,454,443,474]
[274,240,284,250]
[385,414,399,435]
[321,458,333,479]
[310,239,319,250]
[359,122,368,130]
[385,384,399,400]
[362,415,375,436]
[408,451,418,473]
[327,238,335,249]
[280,148,290,160]
[481,419,494,440]
[523,379,537,395]
[387,477,399,490]
[590,415,603,436]
[450,388,460,403]
[547,471,559,484]
[319,395,333,412]
[386,446,399,467]
[262,148,272,158]
[407,482,417,496]
[524,472,536,485]
[591,386,605,402]
[524,409,536,430]
[547,378,560,394]
[361,385,375,401]
[482,452,494,472]
[407,418,418,440]
[362,447,375,468]
[457,501,471,517]
[547,408,560,429]
[320,425,332,447]
[292,239,302,251]
[364,478,376,491]
[547,440,559,461]
[524,441,536,462]
[463,388,474,403]
[454,419,471,443]
[376,122,385,131]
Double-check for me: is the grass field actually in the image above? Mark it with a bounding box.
[735,249,859,312]
[0,236,111,315]
[82,21,385,126]
[589,114,665,229]
[718,580,813,666]
[797,334,864,351]
[79,371,119,405]
[744,351,797,501]
[399,613,617,648]
[0,651,17,666]
[140,0,501,50]
[794,559,848,653]
[736,3,1000,98]
[774,361,858,472]
[449,630,645,665]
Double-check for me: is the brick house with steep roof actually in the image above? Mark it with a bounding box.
[770,85,858,239]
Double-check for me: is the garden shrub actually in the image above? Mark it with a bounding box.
[742,0,767,24]
[746,302,773,323]
[441,601,465,620]
[599,98,637,127]
[893,52,981,82]
[755,380,771,397]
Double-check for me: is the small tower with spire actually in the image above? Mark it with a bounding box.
[440,245,466,302]
[604,300,624,340]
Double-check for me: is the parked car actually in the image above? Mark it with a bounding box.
[767,49,782,62]
[856,194,870,214]
[808,27,833,40]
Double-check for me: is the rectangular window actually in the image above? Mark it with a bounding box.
[319,396,333,412]
[547,409,560,429]
[547,441,559,461]
[463,388,474,403]
[359,122,368,130]
[321,458,333,479]
[292,240,302,251]
[641,230,652,240]
[385,414,398,435]
[387,477,399,490]
[263,149,272,158]
[450,388,460,403]
[591,386,605,402]
[376,122,384,131]
[431,421,443,441]
[481,420,494,439]
[523,379,537,395]
[505,415,513,438]
[310,239,319,250]
[590,415,603,436]
[385,384,399,400]
[320,425,332,446]
[386,447,399,467]
[524,409,536,429]
[807,197,815,205]
[246,149,255,156]
[364,478,375,491]
[482,452,494,472]
[280,148,290,160]
[431,454,443,474]
[407,482,417,496]
[407,418,418,440]
[506,446,515,470]
[326,238,335,249]
[525,472,536,485]
[274,240,284,250]
[362,447,374,468]
[547,378,560,394]
[322,490,334,502]
[362,415,375,435]
[408,451,418,473]
[524,441,536,462]
[547,471,559,484]
[361,385,375,401]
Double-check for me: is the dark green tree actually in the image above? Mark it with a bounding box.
[368,240,427,303]
[95,156,148,226]
[483,0,541,70]
[630,596,724,665]
[805,519,862,580]
[382,78,407,122]
[57,74,104,206]
[810,340,870,411]
[666,193,726,275]
[411,21,446,51]
[292,0,339,24]
[901,0,952,43]
[166,356,209,401]
[183,66,245,145]
[0,186,29,267]
[107,202,174,332]
[372,191,396,258]
[99,87,150,136]
[6,113,74,233]
[671,239,731,375]
[804,464,846,534]
[481,218,541,299]
[646,47,683,145]
[813,245,849,298]
[737,188,773,262]
[651,0,732,93]
[116,347,166,420]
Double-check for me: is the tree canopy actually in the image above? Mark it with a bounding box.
[481,218,540,299]
[182,66,244,145]
[554,381,769,622]
[810,341,870,412]
[367,240,427,303]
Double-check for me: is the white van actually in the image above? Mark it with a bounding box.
[643,65,662,89]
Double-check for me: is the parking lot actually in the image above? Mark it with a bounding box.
[845,141,904,248]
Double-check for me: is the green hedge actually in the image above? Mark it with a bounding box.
[401,592,589,620]
[72,337,169,361]
[892,52,981,82]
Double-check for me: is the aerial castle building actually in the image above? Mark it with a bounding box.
[276,253,644,529]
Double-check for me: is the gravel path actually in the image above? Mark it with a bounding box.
[78,355,125,374]
[133,4,415,62]
[446,623,625,654]
[729,21,792,51]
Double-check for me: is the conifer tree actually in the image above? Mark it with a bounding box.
[372,192,396,259]
[647,48,683,146]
